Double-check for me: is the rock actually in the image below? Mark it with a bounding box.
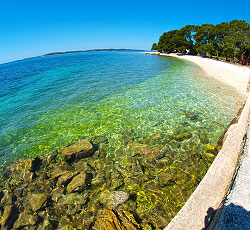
[50,169,69,180]
[46,150,58,164]
[172,129,192,141]
[99,190,129,209]
[52,187,65,202]
[16,157,41,172]
[81,211,95,229]
[57,171,78,187]
[158,173,176,186]
[141,146,165,161]
[73,160,96,174]
[91,174,106,187]
[57,193,88,206]
[91,136,108,145]
[111,179,123,190]
[30,193,47,212]
[128,142,165,161]
[94,209,139,230]
[117,210,140,229]
[37,218,53,230]
[185,111,202,121]
[13,212,38,229]
[58,225,77,230]
[61,139,95,161]
[0,205,14,230]
[94,209,125,230]
[66,172,87,193]
[1,190,13,205]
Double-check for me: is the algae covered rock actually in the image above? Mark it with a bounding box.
[128,142,165,161]
[100,190,129,209]
[36,218,53,230]
[1,190,13,205]
[30,193,47,212]
[58,225,77,230]
[52,187,65,202]
[57,193,88,206]
[13,212,38,229]
[61,139,95,161]
[57,171,78,187]
[66,172,87,193]
[94,209,140,230]
[185,111,202,121]
[0,205,15,230]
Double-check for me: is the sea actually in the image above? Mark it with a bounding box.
[0,51,244,227]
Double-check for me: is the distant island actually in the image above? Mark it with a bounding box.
[42,49,145,57]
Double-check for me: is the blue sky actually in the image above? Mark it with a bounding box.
[1,0,250,63]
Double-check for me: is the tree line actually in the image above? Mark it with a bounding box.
[151,20,250,64]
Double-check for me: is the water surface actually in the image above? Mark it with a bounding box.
[0,51,243,227]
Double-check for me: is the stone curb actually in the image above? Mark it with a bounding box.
[164,94,250,230]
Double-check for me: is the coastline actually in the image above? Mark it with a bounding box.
[0,52,248,229]
[144,53,250,229]
[146,52,250,98]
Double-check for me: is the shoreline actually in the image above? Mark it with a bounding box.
[0,52,248,229]
[144,52,250,229]
[146,52,250,98]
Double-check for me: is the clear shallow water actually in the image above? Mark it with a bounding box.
[0,52,242,165]
[0,51,244,228]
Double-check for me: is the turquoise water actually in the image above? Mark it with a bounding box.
[0,51,242,166]
[0,52,244,228]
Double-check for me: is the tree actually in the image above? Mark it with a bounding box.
[193,24,215,56]
[229,20,250,63]
[151,20,250,65]
[151,43,158,51]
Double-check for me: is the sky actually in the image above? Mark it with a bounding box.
[1,0,250,64]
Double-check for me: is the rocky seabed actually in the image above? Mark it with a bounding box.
[0,127,217,230]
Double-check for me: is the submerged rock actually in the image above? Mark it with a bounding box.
[185,111,202,121]
[128,142,165,161]
[13,212,38,229]
[66,172,87,193]
[61,139,95,161]
[36,218,53,230]
[94,209,139,230]
[1,190,13,205]
[58,225,77,230]
[30,193,47,212]
[57,171,78,187]
[51,187,65,202]
[57,193,88,206]
[0,205,15,230]
[100,190,129,209]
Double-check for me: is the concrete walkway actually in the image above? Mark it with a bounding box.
[212,120,250,229]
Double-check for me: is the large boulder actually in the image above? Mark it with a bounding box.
[61,139,95,161]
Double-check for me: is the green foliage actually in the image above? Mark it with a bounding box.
[151,43,158,51]
[152,20,250,64]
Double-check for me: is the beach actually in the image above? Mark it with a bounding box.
[147,52,250,98]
